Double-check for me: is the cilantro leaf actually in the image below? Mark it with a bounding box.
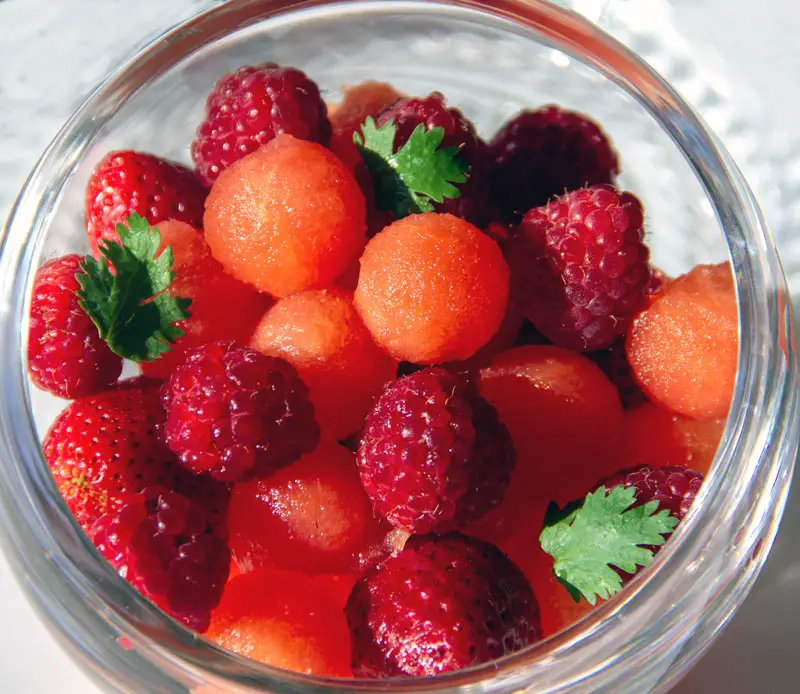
[354,116,470,218]
[76,213,191,362]
[539,485,679,605]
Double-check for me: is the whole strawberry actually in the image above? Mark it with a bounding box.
[160,342,320,482]
[43,377,228,531]
[357,368,515,533]
[85,151,207,257]
[489,105,619,224]
[192,63,331,186]
[377,93,489,225]
[28,254,122,398]
[91,486,230,633]
[346,532,541,677]
[508,184,651,352]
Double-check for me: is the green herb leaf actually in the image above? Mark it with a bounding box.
[354,116,470,218]
[76,213,191,362]
[539,485,679,605]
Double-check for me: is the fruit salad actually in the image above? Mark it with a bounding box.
[28,64,737,678]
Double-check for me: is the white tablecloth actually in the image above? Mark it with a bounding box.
[1,0,798,691]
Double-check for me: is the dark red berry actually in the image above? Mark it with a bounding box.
[346,532,541,677]
[594,464,703,582]
[489,105,619,224]
[357,368,514,533]
[508,184,651,352]
[377,93,489,225]
[192,63,331,186]
[85,151,207,257]
[161,342,319,482]
[28,255,122,398]
[589,338,646,409]
[91,486,230,633]
[597,464,704,522]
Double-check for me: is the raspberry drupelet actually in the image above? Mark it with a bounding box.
[28,254,122,398]
[507,184,651,352]
[377,92,490,225]
[85,150,207,257]
[91,486,230,633]
[357,368,515,533]
[489,106,619,224]
[192,63,331,186]
[160,342,319,482]
[346,532,541,677]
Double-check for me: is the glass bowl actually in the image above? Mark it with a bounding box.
[0,0,797,692]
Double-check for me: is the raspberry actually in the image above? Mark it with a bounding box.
[357,368,515,533]
[85,151,207,257]
[589,337,646,409]
[346,532,541,677]
[161,342,319,482]
[597,465,704,528]
[192,63,331,186]
[377,93,489,225]
[28,255,122,398]
[508,185,650,352]
[91,487,229,633]
[489,106,619,224]
[354,213,509,363]
[203,134,367,297]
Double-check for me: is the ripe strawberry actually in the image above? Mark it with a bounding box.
[85,151,207,257]
[192,63,331,186]
[28,254,122,398]
[43,377,228,531]
[346,532,541,677]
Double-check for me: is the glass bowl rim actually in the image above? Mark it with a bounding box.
[0,0,796,692]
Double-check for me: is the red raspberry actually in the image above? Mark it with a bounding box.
[589,338,646,409]
[91,487,230,633]
[597,464,704,522]
[161,342,319,482]
[345,532,541,677]
[356,368,514,533]
[192,63,331,186]
[85,151,207,257]
[28,255,122,398]
[377,93,489,225]
[489,106,619,224]
[594,464,703,583]
[508,185,650,352]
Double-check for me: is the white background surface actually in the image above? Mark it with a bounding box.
[1,0,799,691]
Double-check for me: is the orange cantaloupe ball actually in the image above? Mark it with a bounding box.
[354,213,509,363]
[204,134,366,297]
